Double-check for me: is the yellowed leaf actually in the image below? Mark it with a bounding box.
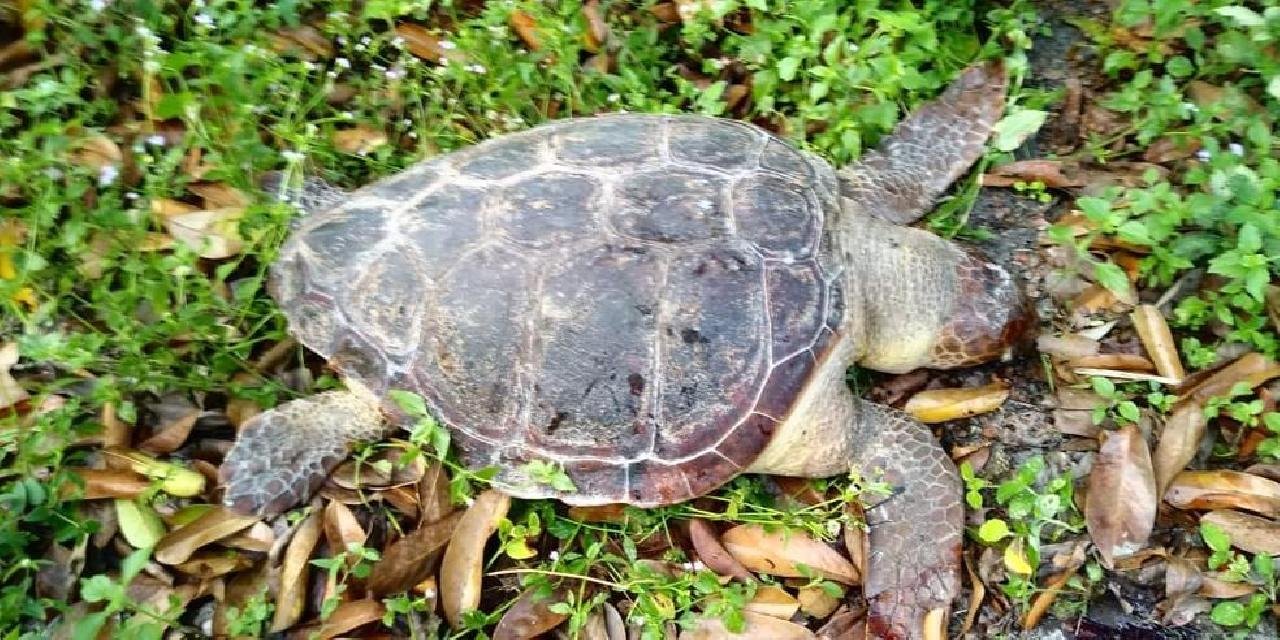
[904,382,1010,423]
[441,490,510,627]
[272,508,322,632]
[745,585,800,619]
[1022,565,1079,630]
[155,506,259,565]
[115,498,166,549]
[0,342,28,410]
[1003,537,1035,575]
[721,524,857,584]
[1199,510,1280,556]
[64,468,150,500]
[105,448,205,497]
[796,584,841,619]
[1086,424,1157,568]
[164,207,244,259]
[150,198,199,218]
[291,598,384,640]
[681,611,815,640]
[1165,470,1280,518]
[69,134,122,170]
[1132,305,1185,383]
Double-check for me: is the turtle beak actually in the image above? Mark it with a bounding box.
[928,250,1037,369]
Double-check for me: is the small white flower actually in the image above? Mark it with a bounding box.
[193,13,214,28]
[466,63,487,74]
[826,519,841,538]
[281,150,305,162]
[146,134,166,146]
[607,93,620,103]
[438,40,457,50]
[390,36,406,48]
[88,0,109,11]
[401,118,413,127]
[125,191,139,200]
[548,550,560,561]
[336,35,348,45]
[302,60,315,71]
[1228,142,1244,156]
[98,164,119,186]
[334,57,351,69]
[1196,149,1212,161]
[386,66,406,80]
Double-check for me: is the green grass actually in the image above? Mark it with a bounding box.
[3,0,1279,637]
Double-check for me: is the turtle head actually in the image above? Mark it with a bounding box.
[927,249,1036,369]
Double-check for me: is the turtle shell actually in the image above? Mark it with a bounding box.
[271,114,846,506]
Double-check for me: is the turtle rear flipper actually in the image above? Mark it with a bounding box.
[840,60,1006,224]
[219,390,384,516]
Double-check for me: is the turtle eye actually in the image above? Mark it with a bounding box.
[929,252,1035,369]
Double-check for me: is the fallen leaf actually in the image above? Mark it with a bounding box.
[173,551,253,579]
[0,342,28,410]
[368,511,461,596]
[268,26,334,59]
[1132,304,1186,383]
[292,598,384,640]
[323,499,367,555]
[493,586,571,640]
[1198,575,1257,599]
[1086,424,1157,568]
[567,504,629,523]
[64,468,150,500]
[441,489,511,627]
[1143,136,1202,163]
[797,584,842,619]
[138,403,198,455]
[681,610,816,640]
[1069,354,1156,372]
[155,506,259,565]
[1164,470,1280,518]
[417,461,454,524]
[1003,537,1035,575]
[982,159,1086,188]
[903,382,1010,423]
[510,10,541,50]
[744,585,800,619]
[105,448,205,497]
[273,508,322,632]
[960,556,984,636]
[1023,564,1081,630]
[1199,510,1280,556]
[69,134,123,170]
[1153,402,1208,496]
[721,524,857,584]
[1178,352,1280,405]
[164,207,245,259]
[1037,333,1100,360]
[688,519,751,581]
[331,125,388,155]
[395,23,465,63]
[582,0,610,52]
[116,498,167,549]
[1053,388,1107,438]
[188,182,249,209]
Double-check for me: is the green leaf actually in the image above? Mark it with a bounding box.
[778,57,801,82]
[1201,520,1231,553]
[1237,223,1262,253]
[80,575,120,604]
[1210,601,1245,627]
[1092,261,1133,301]
[1214,6,1266,28]
[388,390,427,417]
[1268,76,1280,101]
[71,611,111,640]
[1091,376,1117,399]
[977,519,1011,543]
[992,109,1048,151]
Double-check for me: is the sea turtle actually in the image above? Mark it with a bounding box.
[220,60,1032,639]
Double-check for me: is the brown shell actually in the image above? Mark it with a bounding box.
[271,115,846,505]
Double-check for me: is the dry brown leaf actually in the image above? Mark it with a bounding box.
[138,407,198,455]
[1153,402,1209,496]
[368,511,461,596]
[797,584,841,619]
[1245,463,1280,483]
[1199,575,1258,599]
[960,555,985,636]
[155,506,259,565]
[1069,354,1156,372]
[903,381,1010,423]
[683,611,815,639]
[272,508,322,632]
[418,461,454,524]
[1037,333,1100,360]
[744,585,800,619]
[164,207,244,259]
[1143,136,1202,164]
[1132,305,1186,383]
[1166,470,1280,518]
[688,519,751,581]
[332,125,388,155]
[567,504,629,523]
[395,23,466,63]
[1179,352,1280,405]
[64,468,150,500]
[649,2,681,23]
[150,198,199,218]
[582,0,610,52]
[70,134,122,170]
[510,10,541,50]
[982,159,1086,188]
[493,586,571,640]
[173,551,253,579]
[1023,565,1080,630]
[292,598,384,640]
[842,506,867,585]
[721,524,857,584]
[441,490,511,627]
[1086,424,1157,568]
[105,448,205,497]
[323,499,367,555]
[269,26,334,59]
[221,521,275,553]
[188,182,249,209]
[1199,510,1280,556]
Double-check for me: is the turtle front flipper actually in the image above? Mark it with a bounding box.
[851,399,963,640]
[219,390,385,516]
[839,60,1006,224]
